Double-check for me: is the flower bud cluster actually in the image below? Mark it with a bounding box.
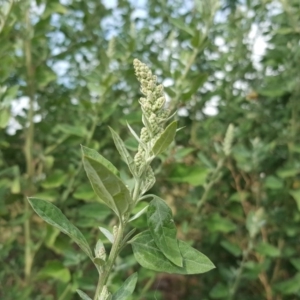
[133,59,170,172]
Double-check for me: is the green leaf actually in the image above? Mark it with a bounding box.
[169,164,209,186]
[128,205,148,222]
[209,282,229,299]
[274,272,300,295]
[290,258,300,271]
[73,184,95,201]
[220,240,242,257]
[109,127,136,175]
[277,167,300,178]
[112,272,138,300]
[41,169,67,189]
[56,124,87,137]
[32,190,59,202]
[99,226,114,243]
[169,18,195,36]
[289,190,300,211]
[152,121,177,156]
[205,213,237,233]
[82,146,131,216]
[77,290,92,300]
[255,242,281,257]
[147,196,183,267]
[0,108,10,128]
[38,260,70,283]
[28,198,93,260]
[130,231,215,274]
[82,145,119,175]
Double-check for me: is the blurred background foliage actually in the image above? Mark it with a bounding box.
[1,0,300,299]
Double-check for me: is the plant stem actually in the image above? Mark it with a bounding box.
[195,158,224,214]
[229,240,253,299]
[93,221,125,300]
[23,1,35,282]
[93,178,141,299]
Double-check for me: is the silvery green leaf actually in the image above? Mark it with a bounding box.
[147,196,182,267]
[130,231,215,274]
[81,145,119,175]
[82,146,131,217]
[128,205,149,222]
[28,198,93,261]
[109,127,136,175]
[152,121,177,155]
[77,289,92,300]
[112,272,138,300]
[99,227,114,243]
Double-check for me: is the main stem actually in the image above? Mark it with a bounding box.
[229,240,253,299]
[196,158,224,213]
[23,2,35,282]
[93,221,124,300]
[93,178,141,300]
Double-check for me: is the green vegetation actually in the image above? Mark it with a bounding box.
[1,0,300,299]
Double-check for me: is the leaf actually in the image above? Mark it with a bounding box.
[78,203,111,221]
[130,231,215,274]
[32,190,59,202]
[99,227,114,243]
[169,164,209,186]
[109,127,136,175]
[147,196,183,267]
[205,213,237,233]
[73,184,95,201]
[169,18,195,36]
[41,169,67,189]
[56,124,87,137]
[209,282,229,299]
[277,167,300,178]
[289,190,300,211]
[38,260,70,283]
[82,146,131,216]
[28,198,93,260]
[112,272,138,300]
[82,145,119,175]
[255,242,281,257]
[152,121,177,156]
[264,176,284,189]
[220,240,241,257]
[290,258,300,271]
[274,272,300,295]
[128,205,149,222]
[77,290,92,300]
[0,108,10,128]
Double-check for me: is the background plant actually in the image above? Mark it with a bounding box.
[28,59,215,299]
[1,0,300,299]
